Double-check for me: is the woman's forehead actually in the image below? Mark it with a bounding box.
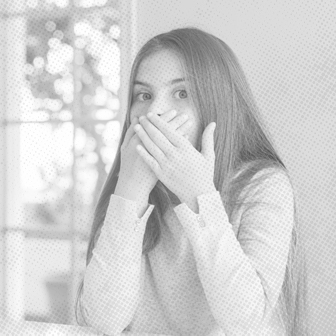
[135,50,185,82]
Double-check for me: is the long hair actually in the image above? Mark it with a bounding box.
[75,27,309,335]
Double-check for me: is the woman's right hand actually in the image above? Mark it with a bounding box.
[119,109,191,196]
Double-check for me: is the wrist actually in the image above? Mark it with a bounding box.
[114,181,153,218]
[115,178,151,203]
[179,185,217,204]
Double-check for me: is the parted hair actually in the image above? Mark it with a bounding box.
[75,27,309,335]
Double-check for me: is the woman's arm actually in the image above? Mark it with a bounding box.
[173,170,294,335]
[79,189,155,335]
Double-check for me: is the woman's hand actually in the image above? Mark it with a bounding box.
[134,112,217,203]
[119,110,192,197]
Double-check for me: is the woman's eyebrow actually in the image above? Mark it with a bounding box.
[134,78,186,87]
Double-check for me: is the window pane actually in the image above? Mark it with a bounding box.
[21,6,120,124]
[73,119,120,216]
[2,0,121,325]
[24,237,71,323]
[19,116,120,236]
[20,122,74,232]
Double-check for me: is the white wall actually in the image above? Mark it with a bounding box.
[131,0,336,334]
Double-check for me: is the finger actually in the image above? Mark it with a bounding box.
[129,132,141,146]
[201,122,216,160]
[145,113,186,149]
[161,109,177,123]
[136,143,160,173]
[138,115,177,156]
[167,112,189,132]
[134,121,167,161]
[176,119,192,136]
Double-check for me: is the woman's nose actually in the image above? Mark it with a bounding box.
[146,98,173,117]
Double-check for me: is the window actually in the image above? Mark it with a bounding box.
[0,0,136,325]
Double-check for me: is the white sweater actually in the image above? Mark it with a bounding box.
[78,169,294,335]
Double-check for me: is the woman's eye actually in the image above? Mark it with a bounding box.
[137,93,151,101]
[175,90,188,99]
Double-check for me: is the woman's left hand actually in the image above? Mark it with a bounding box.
[134,112,217,203]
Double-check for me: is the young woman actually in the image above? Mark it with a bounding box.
[75,27,309,336]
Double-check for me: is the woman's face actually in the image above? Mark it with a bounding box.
[130,49,202,149]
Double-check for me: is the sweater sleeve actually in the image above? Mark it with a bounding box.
[79,194,155,335]
[173,170,294,335]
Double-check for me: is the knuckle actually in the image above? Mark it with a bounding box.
[179,114,188,121]
[185,120,192,127]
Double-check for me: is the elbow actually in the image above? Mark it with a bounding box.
[80,289,136,335]
[220,295,270,336]
[81,303,133,335]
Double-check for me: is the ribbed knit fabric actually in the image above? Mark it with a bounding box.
[79,169,293,335]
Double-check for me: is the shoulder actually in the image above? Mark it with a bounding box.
[230,162,295,213]
[231,160,293,198]
[250,167,292,193]
[224,162,296,236]
[237,167,295,225]
[229,167,296,244]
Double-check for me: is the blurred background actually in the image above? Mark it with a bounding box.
[0,0,335,335]
[0,0,132,326]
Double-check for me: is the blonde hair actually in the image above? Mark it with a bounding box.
[75,27,309,335]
